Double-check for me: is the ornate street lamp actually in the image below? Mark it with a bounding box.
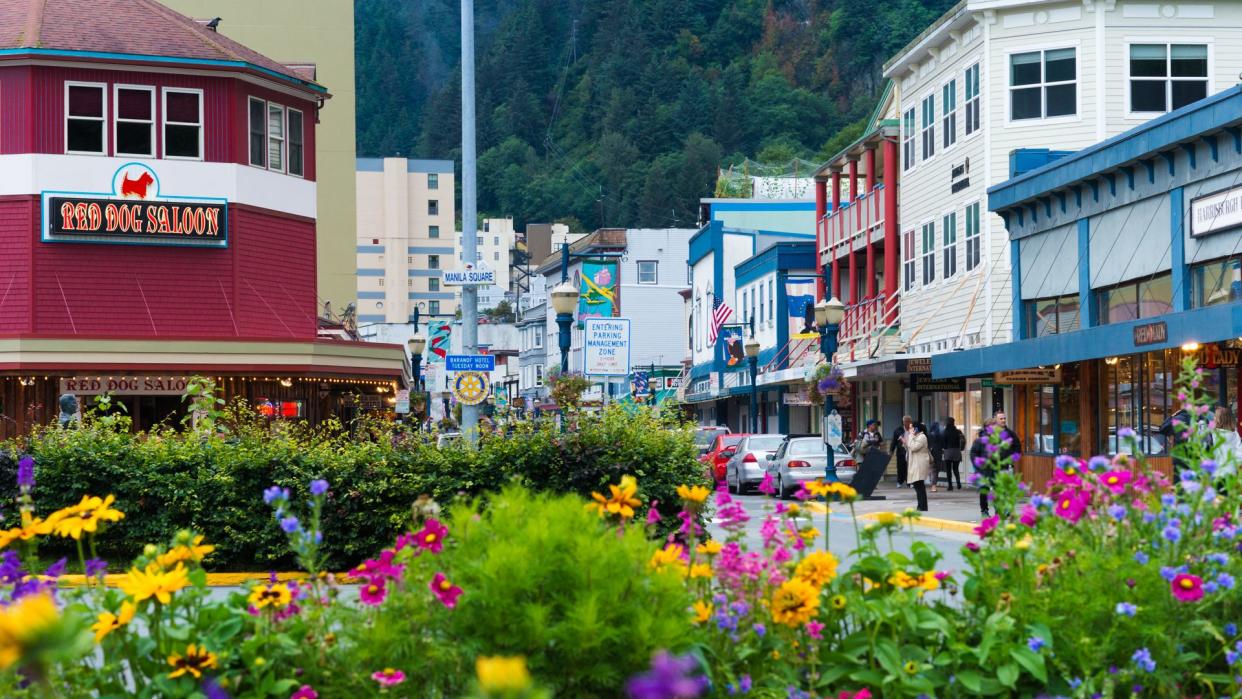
[814,296,846,476]
[407,334,427,429]
[744,337,761,433]
[550,281,579,374]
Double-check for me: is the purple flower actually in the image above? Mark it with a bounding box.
[0,551,22,584]
[42,558,67,578]
[1088,456,1111,471]
[1055,455,1077,470]
[1027,636,1046,652]
[1161,493,1177,508]
[309,479,329,496]
[1202,459,1219,476]
[1226,623,1238,637]
[752,623,766,638]
[16,456,34,489]
[279,516,301,534]
[85,558,108,578]
[1180,470,1198,482]
[1108,505,1127,521]
[201,677,230,699]
[1115,602,1137,617]
[1162,525,1182,543]
[263,486,289,505]
[626,651,707,699]
[1132,647,1156,673]
[727,675,752,695]
[1118,427,1137,440]
[1218,573,1236,591]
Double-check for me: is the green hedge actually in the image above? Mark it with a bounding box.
[1,407,705,570]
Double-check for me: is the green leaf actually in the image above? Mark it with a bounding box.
[956,669,983,693]
[997,662,1019,688]
[875,638,903,676]
[1009,647,1047,683]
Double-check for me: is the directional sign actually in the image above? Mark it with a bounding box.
[452,371,490,406]
[446,354,496,372]
[442,261,495,286]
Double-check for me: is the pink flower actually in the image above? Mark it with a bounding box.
[838,690,873,699]
[371,668,407,687]
[771,546,793,564]
[965,541,980,552]
[291,685,319,699]
[973,515,999,538]
[1019,505,1039,528]
[1171,573,1204,602]
[806,620,825,639]
[1053,490,1088,524]
[1049,466,1083,488]
[351,549,404,580]
[758,472,776,495]
[430,572,463,608]
[934,570,950,581]
[414,518,449,553]
[645,504,662,526]
[359,577,387,606]
[1099,470,1133,495]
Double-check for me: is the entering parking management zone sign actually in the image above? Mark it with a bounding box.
[583,317,631,377]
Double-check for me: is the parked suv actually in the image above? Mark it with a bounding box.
[724,434,786,494]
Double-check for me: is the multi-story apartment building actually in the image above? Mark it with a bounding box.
[883,0,1242,433]
[517,302,548,408]
[356,157,456,324]
[161,0,358,319]
[456,217,516,308]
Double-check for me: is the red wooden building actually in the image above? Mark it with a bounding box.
[0,0,407,435]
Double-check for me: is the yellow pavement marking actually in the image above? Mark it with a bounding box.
[59,572,360,588]
[858,512,977,534]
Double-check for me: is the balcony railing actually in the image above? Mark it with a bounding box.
[838,292,902,361]
[817,186,885,261]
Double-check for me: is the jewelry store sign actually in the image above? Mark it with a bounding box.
[1192,185,1242,238]
[59,376,190,395]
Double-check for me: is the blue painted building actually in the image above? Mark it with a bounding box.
[934,85,1242,484]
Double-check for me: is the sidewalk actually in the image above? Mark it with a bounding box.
[847,482,988,533]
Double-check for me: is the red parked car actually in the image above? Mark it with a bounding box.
[700,433,751,482]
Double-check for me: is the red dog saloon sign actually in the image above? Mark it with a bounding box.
[42,164,227,247]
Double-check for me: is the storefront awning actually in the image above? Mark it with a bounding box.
[933,304,1242,379]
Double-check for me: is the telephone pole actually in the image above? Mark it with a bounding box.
[460,0,479,440]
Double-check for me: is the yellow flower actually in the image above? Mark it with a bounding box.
[696,540,722,556]
[91,601,136,643]
[0,593,58,669]
[806,480,832,498]
[247,583,293,610]
[157,535,215,569]
[51,495,124,540]
[588,475,641,519]
[794,551,839,587]
[167,644,218,679]
[676,484,711,504]
[888,570,920,589]
[1014,535,1033,551]
[476,655,532,692]
[786,503,801,515]
[649,544,688,576]
[687,563,713,579]
[118,563,190,605]
[918,571,940,591]
[799,527,821,542]
[830,594,848,610]
[771,578,820,627]
[0,511,56,550]
[873,512,901,526]
[832,483,859,501]
[903,660,919,674]
[692,600,713,624]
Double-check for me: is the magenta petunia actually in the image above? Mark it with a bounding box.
[430,572,463,608]
[1099,470,1134,495]
[806,620,825,639]
[371,668,407,687]
[291,685,319,699]
[1053,489,1088,524]
[973,515,999,538]
[414,518,449,554]
[358,577,387,606]
[758,472,777,495]
[1048,466,1083,488]
[1018,505,1039,528]
[351,549,404,581]
[1171,573,1204,602]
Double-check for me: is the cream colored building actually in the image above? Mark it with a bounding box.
[356,158,457,324]
[158,0,357,319]
[456,217,516,308]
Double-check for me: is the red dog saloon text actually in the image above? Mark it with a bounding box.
[52,198,224,239]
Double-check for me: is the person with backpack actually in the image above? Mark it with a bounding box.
[940,417,966,491]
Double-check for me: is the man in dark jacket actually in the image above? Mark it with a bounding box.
[971,419,997,517]
[993,411,1021,468]
[890,416,912,487]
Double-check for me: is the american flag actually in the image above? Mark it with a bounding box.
[707,295,734,345]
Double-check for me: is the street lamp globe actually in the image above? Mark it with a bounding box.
[815,296,846,327]
[744,337,761,358]
[407,334,427,356]
[550,281,580,315]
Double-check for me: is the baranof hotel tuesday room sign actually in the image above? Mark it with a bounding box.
[41,163,227,247]
[1192,184,1242,238]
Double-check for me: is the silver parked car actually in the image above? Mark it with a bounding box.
[724,434,786,493]
[765,437,856,499]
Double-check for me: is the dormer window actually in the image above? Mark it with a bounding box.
[66,82,106,154]
[163,89,202,159]
[115,85,154,157]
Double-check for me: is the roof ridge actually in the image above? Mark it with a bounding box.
[135,0,245,63]
[22,0,45,47]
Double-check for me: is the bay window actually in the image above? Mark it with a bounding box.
[163,88,202,159]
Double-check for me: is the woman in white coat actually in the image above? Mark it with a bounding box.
[906,422,933,512]
[1213,406,1242,479]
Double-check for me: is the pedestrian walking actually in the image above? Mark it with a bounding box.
[906,422,933,511]
[993,411,1021,471]
[940,417,965,491]
[890,416,912,487]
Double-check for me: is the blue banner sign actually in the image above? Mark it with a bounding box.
[446,355,496,372]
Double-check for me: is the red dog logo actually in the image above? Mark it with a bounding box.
[119,171,154,198]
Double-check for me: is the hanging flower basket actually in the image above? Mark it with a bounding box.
[806,363,847,406]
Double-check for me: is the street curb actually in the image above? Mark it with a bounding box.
[59,572,359,588]
[858,512,977,534]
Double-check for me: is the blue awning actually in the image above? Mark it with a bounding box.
[933,304,1242,378]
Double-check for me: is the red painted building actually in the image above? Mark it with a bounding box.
[0,0,407,434]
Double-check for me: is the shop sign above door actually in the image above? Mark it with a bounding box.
[1132,320,1168,347]
[993,368,1061,384]
[41,163,227,248]
[59,375,190,396]
[1191,184,1242,238]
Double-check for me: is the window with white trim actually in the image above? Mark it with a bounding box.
[1010,48,1076,120]
[902,107,916,170]
[248,98,266,167]
[287,108,304,177]
[428,173,439,189]
[921,221,936,285]
[534,327,543,348]
[1129,44,1208,114]
[637,260,658,284]
[965,202,981,271]
[535,365,544,386]
[768,279,774,324]
[66,83,106,154]
[741,289,749,327]
[942,80,957,149]
[964,63,981,135]
[267,103,285,171]
[920,94,936,159]
[759,283,765,325]
[114,86,154,157]
[163,89,202,159]
[942,211,958,280]
[903,230,916,291]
